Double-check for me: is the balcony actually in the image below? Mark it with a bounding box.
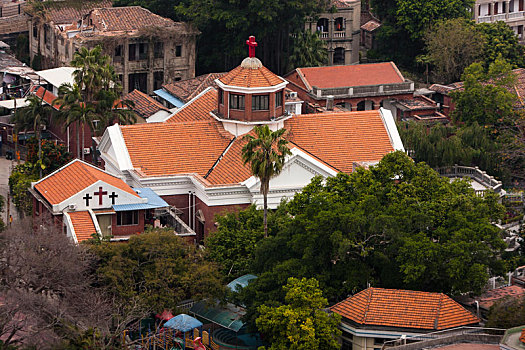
[311,81,414,99]
[333,31,345,38]
[478,11,525,23]
[319,32,329,39]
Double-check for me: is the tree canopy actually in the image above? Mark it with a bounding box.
[256,277,341,350]
[209,152,506,330]
[89,229,225,312]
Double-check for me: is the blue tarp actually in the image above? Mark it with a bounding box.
[227,274,257,292]
[154,89,185,108]
[164,314,203,332]
[112,187,169,211]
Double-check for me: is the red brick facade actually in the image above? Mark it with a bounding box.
[218,89,285,122]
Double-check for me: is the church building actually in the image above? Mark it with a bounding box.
[98,37,405,243]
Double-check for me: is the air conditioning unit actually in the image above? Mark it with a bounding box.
[83,147,91,155]
[68,204,77,211]
[7,134,12,142]
[290,91,298,99]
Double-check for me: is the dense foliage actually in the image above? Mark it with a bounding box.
[256,277,341,350]
[89,229,225,312]
[486,296,525,328]
[206,152,506,330]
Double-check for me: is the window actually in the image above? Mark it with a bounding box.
[32,24,38,38]
[334,47,345,65]
[275,91,283,108]
[154,42,164,58]
[115,45,122,57]
[219,89,223,104]
[129,43,137,61]
[117,211,139,226]
[176,45,182,57]
[230,94,245,110]
[175,77,181,81]
[139,43,148,60]
[154,71,164,91]
[252,95,269,111]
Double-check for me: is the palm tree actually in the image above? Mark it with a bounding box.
[242,125,291,237]
[288,30,328,71]
[70,46,109,103]
[94,89,136,135]
[55,83,97,160]
[12,94,54,177]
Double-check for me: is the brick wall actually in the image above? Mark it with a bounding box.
[111,209,145,237]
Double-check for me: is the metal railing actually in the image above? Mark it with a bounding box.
[311,81,413,98]
[435,165,503,194]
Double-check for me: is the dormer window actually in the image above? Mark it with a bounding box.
[252,95,269,111]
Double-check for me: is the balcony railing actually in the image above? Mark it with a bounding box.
[311,81,414,99]
[333,31,345,38]
[435,165,503,195]
[319,32,329,39]
[478,11,525,23]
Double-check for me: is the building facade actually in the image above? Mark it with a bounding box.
[305,0,361,65]
[97,41,405,242]
[29,5,198,94]
[474,0,525,43]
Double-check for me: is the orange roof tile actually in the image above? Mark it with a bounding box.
[290,62,405,89]
[89,6,176,32]
[331,288,479,331]
[34,160,139,205]
[31,86,60,110]
[126,89,167,118]
[166,88,217,123]
[68,211,97,243]
[219,64,285,88]
[121,120,233,177]
[163,73,225,103]
[205,136,253,185]
[44,0,112,24]
[284,111,394,173]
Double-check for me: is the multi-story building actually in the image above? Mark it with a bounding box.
[0,0,28,42]
[304,0,361,65]
[474,0,525,43]
[28,4,198,94]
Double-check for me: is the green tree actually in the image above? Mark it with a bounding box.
[486,296,525,328]
[256,277,341,350]
[478,21,525,69]
[242,152,504,309]
[288,30,327,71]
[89,229,225,312]
[451,56,517,125]
[26,138,71,175]
[12,94,54,177]
[242,125,291,238]
[370,0,474,68]
[175,0,326,74]
[424,18,484,83]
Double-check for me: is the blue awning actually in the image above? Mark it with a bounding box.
[164,314,202,333]
[154,89,185,108]
[112,188,169,211]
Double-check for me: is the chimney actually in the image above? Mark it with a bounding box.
[326,95,334,111]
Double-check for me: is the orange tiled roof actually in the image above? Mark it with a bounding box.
[121,120,233,177]
[361,19,381,32]
[290,62,405,90]
[34,159,139,205]
[166,88,217,123]
[89,6,178,32]
[284,111,394,173]
[68,211,97,243]
[219,64,285,88]
[126,89,167,118]
[205,136,253,185]
[31,86,60,110]
[163,73,225,103]
[331,288,480,331]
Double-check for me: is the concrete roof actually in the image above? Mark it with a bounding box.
[35,67,77,89]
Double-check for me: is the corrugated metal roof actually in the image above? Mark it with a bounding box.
[227,274,257,292]
[154,88,185,108]
[190,301,245,332]
[112,187,168,211]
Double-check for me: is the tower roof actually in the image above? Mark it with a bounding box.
[218,61,286,88]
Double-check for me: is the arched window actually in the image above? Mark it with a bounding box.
[335,17,344,32]
[317,18,329,32]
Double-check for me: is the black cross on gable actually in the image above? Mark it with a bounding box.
[109,192,118,205]
[83,193,92,206]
